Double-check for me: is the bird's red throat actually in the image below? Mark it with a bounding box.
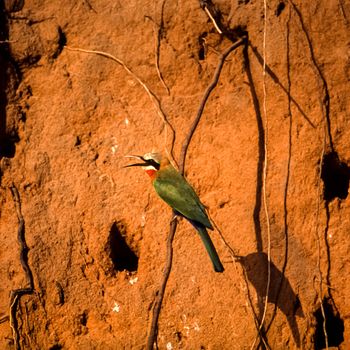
[145,169,157,178]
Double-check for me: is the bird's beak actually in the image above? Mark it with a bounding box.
[123,155,149,168]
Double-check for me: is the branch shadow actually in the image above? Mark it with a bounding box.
[237,252,304,347]
[243,39,270,349]
[248,43,316,129]
[287,0,333,149]
[243,28,298,346]
[243,41,264,255]
[266,11,293,340]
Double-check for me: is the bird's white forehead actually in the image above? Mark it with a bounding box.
[143,152,162,163]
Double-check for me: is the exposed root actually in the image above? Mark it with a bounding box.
[209,215,270,350]
[64,45,177,167]
[150,0,170,94]
[146,216,177,350]
[251,1,272,348]
[9,185,35,350]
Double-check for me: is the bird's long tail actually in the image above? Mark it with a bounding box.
[195,224,224,273]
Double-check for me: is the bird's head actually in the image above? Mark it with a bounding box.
[124,152,162,178]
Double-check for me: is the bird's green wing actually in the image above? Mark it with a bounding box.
[153,166,213,229]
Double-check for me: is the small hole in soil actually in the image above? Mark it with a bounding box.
[52,27,67,58]
[0,134,18,158]
[198,32,207,60]
[198,46,205,60]
[108,222,138,272]
[275,2,285,16]
[58,27,67,47]
[74,136,81,147]
[321,151,350,201]
[175,331,182,341]
[80,311,88,326]
[49,345,63,350]
[314,299,344,349]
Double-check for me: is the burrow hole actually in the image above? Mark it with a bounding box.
[314,298,344,349]
[198,32,207,60]
[275,2,285,17]
[107,221,138,272]
[79,310,88,326]
[0,133,18,158]
[49,345,63,350]
[321,151,350,201]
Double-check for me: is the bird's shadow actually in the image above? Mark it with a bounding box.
[237,252,304,347]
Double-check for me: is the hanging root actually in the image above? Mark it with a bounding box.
[179,38,246,173]
[250,2,272,349]
[9,185,35,350]
[64,45,177,166]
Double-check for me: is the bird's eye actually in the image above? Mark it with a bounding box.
[148,159,160,170]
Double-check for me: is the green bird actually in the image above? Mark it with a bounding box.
[125,152,224,273]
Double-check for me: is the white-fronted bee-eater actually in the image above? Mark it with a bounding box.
[125,152,224,272]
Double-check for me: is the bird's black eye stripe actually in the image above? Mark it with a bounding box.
[146,159,160,170]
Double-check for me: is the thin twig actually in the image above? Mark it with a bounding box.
[210,216,238,259]
[64,45,177,166]
[210,214,270,350]
[179,38,246,173]
[152,0,170,94]
[204,7,223,34]
[200,0,223,34]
